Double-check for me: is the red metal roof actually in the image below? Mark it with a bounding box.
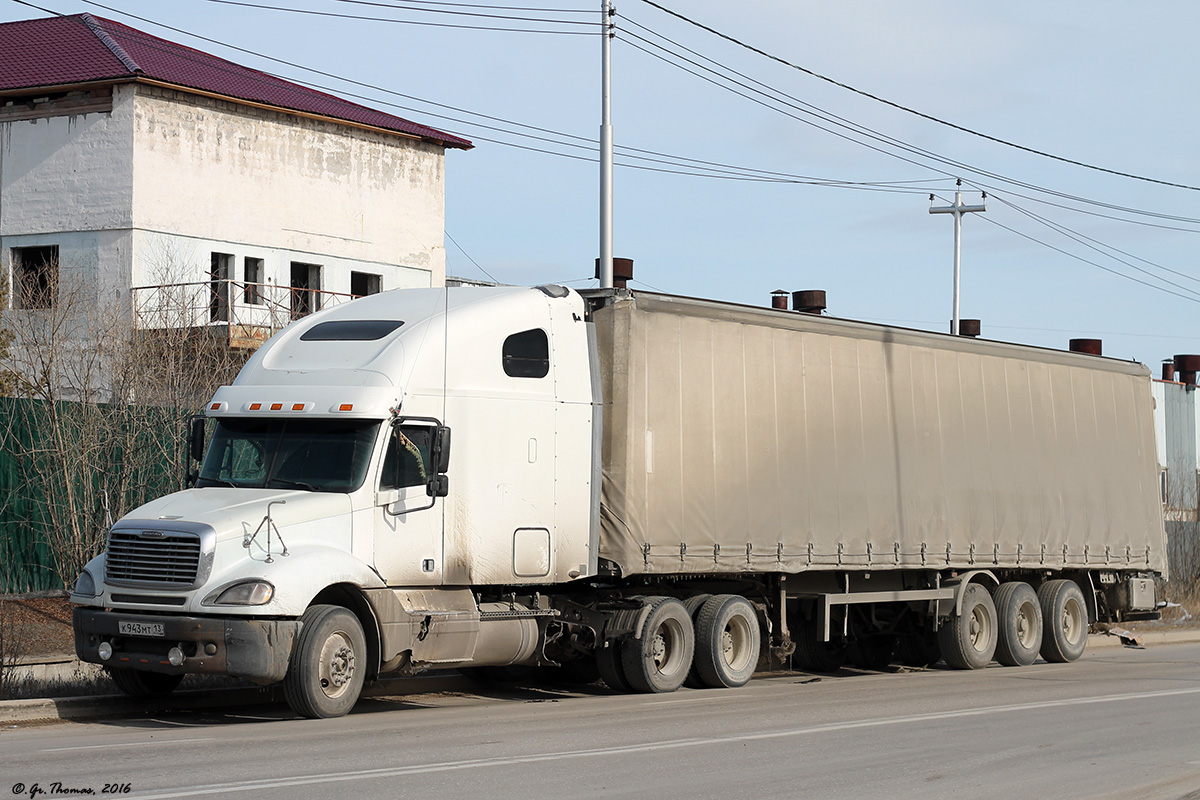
[0,13,472,149]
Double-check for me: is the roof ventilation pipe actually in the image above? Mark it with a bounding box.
[1174,355,1200,387]
[1162,360,1177,382]
[957,319,981,338]
[792,290,827,315]
[1069,339,1102,356]
[770,290,789,310]
[594,257,634,289]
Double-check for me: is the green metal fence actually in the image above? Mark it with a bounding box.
[0,397,184,593]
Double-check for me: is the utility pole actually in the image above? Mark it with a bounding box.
[598,0,615,289]
[929,179,986,335]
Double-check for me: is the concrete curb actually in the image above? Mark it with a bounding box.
[0,674,473,725]
[1086,628,1200,649]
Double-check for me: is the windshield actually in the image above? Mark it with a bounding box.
[197,418,381,493]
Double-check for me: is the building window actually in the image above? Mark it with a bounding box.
[290,262,322,318]
[350,271,381,297]
[244,257,264,305]
[12,245,58,309]
[502,329,550,378]
[210,252,232,323]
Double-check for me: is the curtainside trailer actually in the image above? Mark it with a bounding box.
[70,285,1166,717]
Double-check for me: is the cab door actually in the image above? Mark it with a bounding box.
[372,420,444,585]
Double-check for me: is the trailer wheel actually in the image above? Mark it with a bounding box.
[938,583,997,669]
[596,640,632,692]
[1038,579,1088,663]
[693,594,760,688]
[994,582,1043,667]
[621,597,695,693]
[107,668,184,698]
[794,618,847,673]
[681,594,713,688]
[284,604,366,719]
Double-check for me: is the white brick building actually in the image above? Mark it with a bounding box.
[0,13,471,345]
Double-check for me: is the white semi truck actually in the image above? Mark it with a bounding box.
[71,286,1167,718]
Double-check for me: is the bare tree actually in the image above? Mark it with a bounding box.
[1164,469,1200,606]
[0,253,250,589]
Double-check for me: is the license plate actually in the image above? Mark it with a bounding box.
[118,620,165,638]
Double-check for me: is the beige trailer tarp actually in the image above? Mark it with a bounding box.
[595,292,1167,577]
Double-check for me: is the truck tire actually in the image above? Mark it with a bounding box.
[693,594,760,688]
[938,583,997,670]
[596,640,632,692]
[794,618,847,673]
[1038,579,1088,663]
[621,597,695,693]
[107,667,183,698]
[284,604,366,719]
[994,581,1043,667]
[682,594,713,688]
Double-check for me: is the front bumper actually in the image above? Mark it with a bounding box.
[73,608,300,685]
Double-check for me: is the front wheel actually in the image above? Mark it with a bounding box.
[284,605,367,719]
[107,668,183,698]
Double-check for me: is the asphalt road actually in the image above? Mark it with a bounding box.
[3,643,1199,800]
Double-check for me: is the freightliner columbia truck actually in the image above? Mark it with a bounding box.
[70,286,1167,718]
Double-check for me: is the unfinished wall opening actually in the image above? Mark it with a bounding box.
[290,262,322,318]
[350,271,381,298]
[210,252,232,323]
[11,245,59,309]
[244,257,264,305]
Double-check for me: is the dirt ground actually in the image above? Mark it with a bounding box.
[1,593,74,659]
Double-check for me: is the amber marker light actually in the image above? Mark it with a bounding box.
[249,403,262,411]
[270,403,283,411]
[292,403,305,411]
[210,403,220,411]
[338,404,354,412]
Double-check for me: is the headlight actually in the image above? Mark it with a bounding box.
[72,570,97,598]
[203,580,274,606]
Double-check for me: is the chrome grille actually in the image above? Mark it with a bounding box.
[105,530,202,586]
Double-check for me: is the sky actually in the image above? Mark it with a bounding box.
[6,0,1200,370]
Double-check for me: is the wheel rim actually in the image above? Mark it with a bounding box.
[318,631,356,699]
[1062,597,1085,645]
[651,617,688,678]
[722,614,754,671]
[969,604,992,652]
[1016,600,1039,649]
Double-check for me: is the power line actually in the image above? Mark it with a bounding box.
[973,212,1200,305]
[69,0,949,191]
[196,0,600,34]
[445,230,499,282]
[332,0,593,13]
[619,16,1200,228]
[982,191,1200,295]
[635,0,1200,192]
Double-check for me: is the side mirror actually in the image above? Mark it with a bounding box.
[431,426,451,474]
[426,474,449,498]
[188,416,207,463]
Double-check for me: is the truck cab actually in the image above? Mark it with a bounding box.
[71,285,599,716]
